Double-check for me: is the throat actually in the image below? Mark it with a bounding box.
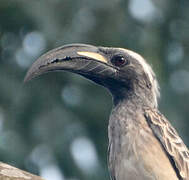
[109,91,151,143]
[109,95,144,143]
[111,94,143,125]
[112,86,157,109]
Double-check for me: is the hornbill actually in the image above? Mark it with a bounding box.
[25,44,189,180]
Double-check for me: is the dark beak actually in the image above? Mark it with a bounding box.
[24,43,116,83]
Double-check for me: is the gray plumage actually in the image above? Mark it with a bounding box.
[25,44,189,180]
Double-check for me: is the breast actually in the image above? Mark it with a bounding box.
[108,113,178,180]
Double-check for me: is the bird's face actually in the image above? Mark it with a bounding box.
[25,44,159,107]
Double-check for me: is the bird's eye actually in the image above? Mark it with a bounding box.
[111,55,128,67]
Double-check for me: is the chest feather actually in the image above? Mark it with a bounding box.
[108,112,178,180]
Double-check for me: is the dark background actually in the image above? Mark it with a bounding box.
[0,0,189,180]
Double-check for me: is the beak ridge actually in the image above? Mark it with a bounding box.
[24,44,109,83]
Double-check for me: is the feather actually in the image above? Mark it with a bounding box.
[144,108,189,180]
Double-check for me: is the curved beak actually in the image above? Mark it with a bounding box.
[24,44,116,83]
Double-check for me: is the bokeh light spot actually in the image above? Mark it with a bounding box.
[61,85,82,106]
[23,31,46,57]
[70,137,99,174]
[40,164,64,180]
[128,0,160,22]
[15,48,31,68]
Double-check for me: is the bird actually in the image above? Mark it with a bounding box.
[24,44,189,180]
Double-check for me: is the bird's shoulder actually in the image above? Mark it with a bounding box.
[144,108,189,180]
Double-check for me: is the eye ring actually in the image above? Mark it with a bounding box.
[111,55,129,67]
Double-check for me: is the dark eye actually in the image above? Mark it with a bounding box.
[111,55,128,67]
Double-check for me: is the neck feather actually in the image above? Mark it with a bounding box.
[112,85,158,109]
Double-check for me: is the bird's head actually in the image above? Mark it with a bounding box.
[25,44,159,108]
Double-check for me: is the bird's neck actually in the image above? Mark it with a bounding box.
[113,92,152,110]
[111,83,158,109]
[110,93,144,135]
[109,91,148,154]
[111,94,143,124]
[110,88,155,133]
[109,85,158,143]
[108,90,157,180]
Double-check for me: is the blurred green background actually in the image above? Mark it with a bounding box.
[0,0,189,179]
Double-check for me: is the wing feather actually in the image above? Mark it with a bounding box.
[144,109,189,180]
